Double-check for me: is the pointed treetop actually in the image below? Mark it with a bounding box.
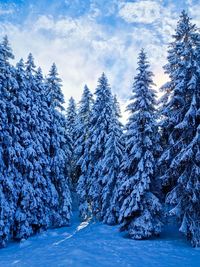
[26,53,35,66]
[67,97,76,116]
[127,50,156,115]
[93,73,113,113]
[15,58,26,84]
[81,85,93,101]
[49,63,58,76]
[174,10,196,40]
[83,84,90,93]
[36,67,43,79]
[96,72,111,94]
[48,63,60,80]
[99,72,107,83]
[16,58,25,70]
[77,85,93,120]
[26,53,36,74]
[136,48,151,72]
[66,97,77,133]
[134,49,154,83]
[113,94,122,118]
[46,63,64,107]
[0,35,14,61]
[139,47,145,57]
[48,63,62,84]
[68,96,76,106]
[179,10,191,24]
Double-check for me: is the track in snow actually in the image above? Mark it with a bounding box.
[0,212,200,267]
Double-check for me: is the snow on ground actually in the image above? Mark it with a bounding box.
[0,212,200,267]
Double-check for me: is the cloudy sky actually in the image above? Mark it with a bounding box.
[0,0,199,114]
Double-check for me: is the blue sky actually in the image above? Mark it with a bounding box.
[0,0,199,113]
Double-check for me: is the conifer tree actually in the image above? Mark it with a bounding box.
[117,50,162,239]
[12,58,30,240]
[101,95,124,224]
[75,85,93,168]
[159,11,200,247]
[66,97,77,140]
[13,53,47,240]
[0,36,19,246]
[76,133,92,220]
[33,67,55,228]
[76,85,93,217]
[77,74,114,220]
[0,39,72,246]
[46,63,72,226]
[66,97,77,185]
[87,73,114,219]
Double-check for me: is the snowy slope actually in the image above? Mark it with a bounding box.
[0,212,200,267]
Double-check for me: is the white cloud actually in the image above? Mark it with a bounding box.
[0,15,104,103]
[189,2,200,25]
[118,0,177,43]
[0,0,197,124]
[0,2,176,116]
[118,1,161,24]
[187,0,193,5]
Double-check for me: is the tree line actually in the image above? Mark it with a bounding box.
[0,41,71,247]
[74,10,200,247]
[0,10,199,248]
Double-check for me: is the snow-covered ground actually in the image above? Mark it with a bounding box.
[0,212,200,267]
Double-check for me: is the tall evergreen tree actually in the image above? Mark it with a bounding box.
[46,63,72,226]
[12,58,30,240]
[66,97,77,139]
[101,95,124,224]
[66,97,77,185]
[75,85,93,166]
[117,50,162,240]
[0,36,19,247]
[87,73,114,219]
[77,74,114,220]
[0,39,72,246]
[159,11,200,247]
[76,134,92,220]
[32,67,55,228]
[13,53,48,240]
[76,85,93,216]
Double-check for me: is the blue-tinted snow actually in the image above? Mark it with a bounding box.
[0,213,199,267]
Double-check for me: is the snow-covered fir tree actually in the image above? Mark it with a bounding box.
[76,135,92,220]
[87,73,114,219]
[117,50,162,240]
[75,85,93,167]
[76,85,93,217]
[159,11,200,247]
[66,97,77,139]
[11,58,32,240]
[77,74,115,220]
[66,97,77,185]
[46,63,72,226]
[101,95,124,224]
[32,67,56,228]
[13,53,48,240]
[0,36,19,247]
